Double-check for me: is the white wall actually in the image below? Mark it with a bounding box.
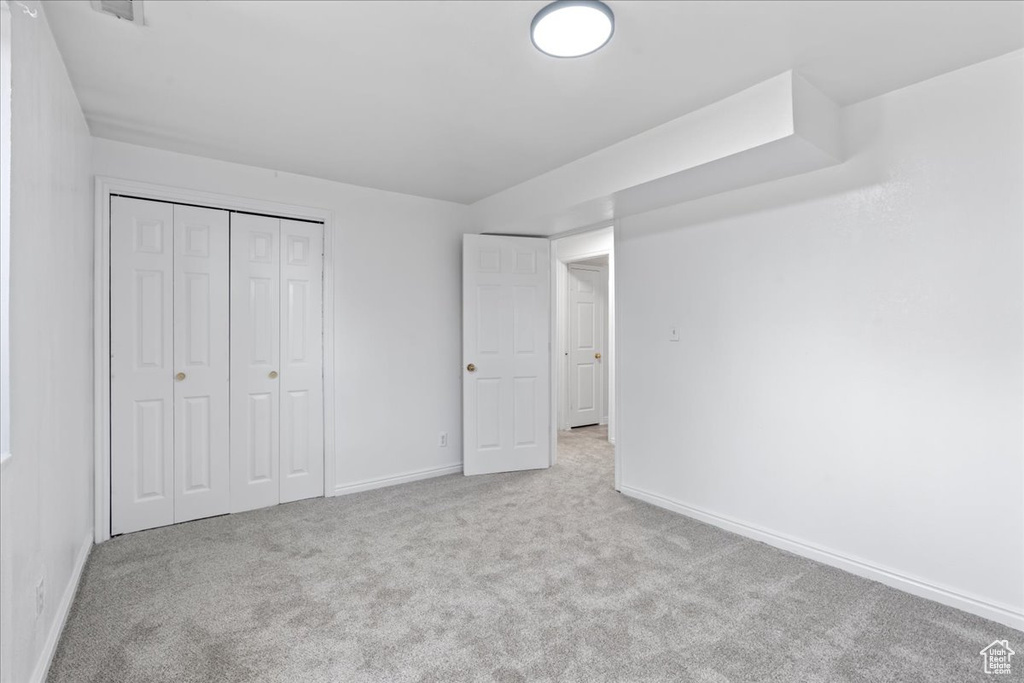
[3,3,95,681]
[92,138,472,494]
[616,51,1024,628]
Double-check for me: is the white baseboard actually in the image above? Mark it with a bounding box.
[29,531,92,683]
[619,485,1024,631]
[333,462,463,496]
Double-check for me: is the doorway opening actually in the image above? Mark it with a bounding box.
[551,226,617,490]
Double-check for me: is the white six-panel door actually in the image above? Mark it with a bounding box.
[111,197,176,534]
[230,213,324,513]
[279,220,324,503]
[568,265,604,428]
[111,198,324,534]
[230,213,281,513]
[173,205,231,523]
[462,235,550,476]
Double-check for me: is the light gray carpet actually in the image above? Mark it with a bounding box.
[50,427,1019,682]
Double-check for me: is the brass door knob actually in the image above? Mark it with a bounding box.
[595,353,602,359]
[269,371,279,379]
[175,372,186,381]
[466,363,476,372]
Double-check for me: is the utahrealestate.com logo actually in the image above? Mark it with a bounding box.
[980,640,1014,675]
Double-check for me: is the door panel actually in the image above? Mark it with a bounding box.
[173,205,230,523]
[248,392,275,480]
[111,197,175,534]
[463,235,550,475]
[568,265,604,427]
[279,220,324,503]
[230,213,281,513]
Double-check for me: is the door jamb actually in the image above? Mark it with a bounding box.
[93,176,336,543]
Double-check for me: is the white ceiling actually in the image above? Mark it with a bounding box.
[46,0,1023,204]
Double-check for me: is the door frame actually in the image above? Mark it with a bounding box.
[549,225,618,490]
[93,176,336,543]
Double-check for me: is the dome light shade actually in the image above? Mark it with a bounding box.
[531,1,614,58]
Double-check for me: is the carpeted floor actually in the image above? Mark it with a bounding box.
[50,426,1019,682]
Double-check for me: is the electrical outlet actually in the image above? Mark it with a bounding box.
[669,326,680,342]
[35,577,45,617]
[438,432,448,447]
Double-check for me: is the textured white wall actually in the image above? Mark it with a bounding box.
[92,138,472,493]
[4,3,95,681]
[616,52,1023,627]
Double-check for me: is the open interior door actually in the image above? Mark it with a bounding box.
[463,234,550,475]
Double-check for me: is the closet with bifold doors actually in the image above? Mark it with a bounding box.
[110,196,324,535]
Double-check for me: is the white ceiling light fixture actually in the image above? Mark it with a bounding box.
[531,0,614,58]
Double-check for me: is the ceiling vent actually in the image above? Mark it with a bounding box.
[89,0,145,26]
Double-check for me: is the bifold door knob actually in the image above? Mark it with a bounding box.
[466,363,476,372]
[595,353,602,359]
[269,371,279,379]
[175,372,186,381]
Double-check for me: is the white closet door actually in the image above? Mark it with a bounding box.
[111,197,175,534]
[173,205,230,523]
[279,220,324,503]
[230,213,281,513]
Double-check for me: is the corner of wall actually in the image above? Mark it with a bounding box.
[27,532,92,683]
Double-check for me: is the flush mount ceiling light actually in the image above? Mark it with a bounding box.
[531,0,614,58]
